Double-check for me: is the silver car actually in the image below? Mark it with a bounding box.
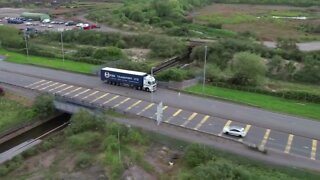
[223,126,246,137]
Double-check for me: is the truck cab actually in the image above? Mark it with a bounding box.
[144,75,156,92]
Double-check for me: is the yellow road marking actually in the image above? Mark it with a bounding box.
[239,124,251,142]
[102,95,119,105]
[165,109,182,123]
[39,82,58,91]
[55,85,73,93]
[260,129,271,149]
[63,87,82,96]
[219,120,232,136]
[25,80,45,88]
[194,115,210,130]
[126,100,142,111]
[181,112,198,127]
[72,89,90,98]
[90,93,109,103]
[82,91,99,99]
[48,84,65,92]
[284,134,294,154]
[311,140,317,160]
[33,81,52,89]
[113,97,130,108]
[137,103,155,115]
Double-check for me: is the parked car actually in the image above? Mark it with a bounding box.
[223,126,246,137]
[25,22,32,26]
[0,87,4,96]
[42,19,50,23]
[7,18,23,24]
[47,24,53,28]
[65,21,76,26]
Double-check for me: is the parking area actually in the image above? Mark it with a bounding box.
[16,78,320,162]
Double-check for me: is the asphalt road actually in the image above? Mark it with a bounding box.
[0,69,319,162]
[0,61,320,140]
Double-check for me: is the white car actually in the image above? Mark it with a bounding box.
[47,25,53,28]
[25,22,32,26]
[223,126,246,137]
[42,19,50,23]
[76,23,83,27]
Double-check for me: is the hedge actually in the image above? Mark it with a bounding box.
[211,82,320,103]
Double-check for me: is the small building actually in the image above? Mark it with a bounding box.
[21,12,50,21]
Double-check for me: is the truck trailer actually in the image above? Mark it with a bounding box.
[101,67,156,92]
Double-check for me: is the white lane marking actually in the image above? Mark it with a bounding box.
[25,80,45,88]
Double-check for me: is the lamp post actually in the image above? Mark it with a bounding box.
[24,31,29,62]
[60,30,65,63]
[202,45,208,93]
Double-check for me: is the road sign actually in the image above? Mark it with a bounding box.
[156,102,163,126]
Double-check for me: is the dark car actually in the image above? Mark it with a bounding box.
[0,87,4,96]
[7,18,23,24]
[65,21,76,26]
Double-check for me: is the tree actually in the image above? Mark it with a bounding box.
[32,94,55,117]
[294,58,320,84]
[230,52,267,86]
[149,36,185,57]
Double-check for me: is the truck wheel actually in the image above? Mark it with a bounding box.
[145,88,150,92]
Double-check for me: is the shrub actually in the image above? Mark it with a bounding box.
[149,37,186,58]
[0,26,24,49]
[93,47,126,61]
[184,144,214,168]
[156,68,185,82]
[230,52,266,86]
[67,131,101,149]
[66,109,105,135]
[32,94,55,117]
[166,26,190,36]
[0,87,4,96]
[75,47,95,57]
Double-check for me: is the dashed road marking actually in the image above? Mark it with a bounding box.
[90,93,109,103]
[72,89,90,98]
[219,120,232,136]
[102,95,119,105]
[48,84,66,92]
[81,91,99,100]
[194,115,210,130]
[55,85,73,94]
[25,80,45,88]
[32,81,52,89]
[285,134,294,154]
[62,87,82,96]
[311,140,317,160]
[165,109,182,123]
[126,100,142,111]
[138,103,155,115]
[113,97,130,108]
[260,129,271,149]
[181,112,198,127]
[239,124,251,142]
[39,82,58,91]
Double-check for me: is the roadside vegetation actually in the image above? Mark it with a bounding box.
[185,84,320,120]
[1,110,319,179]
[0,93,55,133]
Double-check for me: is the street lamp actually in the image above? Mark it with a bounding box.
[24,31,29,62]
[60,30,65,63]
[202,45,208,93]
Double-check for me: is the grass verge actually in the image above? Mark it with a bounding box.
[0,95,35,133]
[0,48,96,74]
[185,84,320,120]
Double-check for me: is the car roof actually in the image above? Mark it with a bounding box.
[229,126,244,130]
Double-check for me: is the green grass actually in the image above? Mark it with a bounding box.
[185,84,320,120]
[0,96,35,133]
[0,49,96,74]
[266,80,320,96]
[197,13,257,24]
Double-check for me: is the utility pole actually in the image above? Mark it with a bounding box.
[151,67,155,102]
[24,32,29,62]
[60,30,65,63]
[202,45,207,93]
[118,127,121,162]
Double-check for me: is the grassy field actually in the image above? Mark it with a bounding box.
[0,49,96,74]
[185,84,320,120]
[193,4,320,41]
[0,95,35,133]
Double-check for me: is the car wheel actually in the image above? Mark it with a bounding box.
[239,135,242,138]
[225,132,228,135]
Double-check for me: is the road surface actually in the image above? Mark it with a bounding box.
[0,61,320,163]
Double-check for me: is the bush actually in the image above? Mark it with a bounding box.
[67,131,101,149]
[184,144,214,168]
[166,26,190,36]
[66,109,105,135]
[156,68,185,82]
[32,94,55,117]
[93,47,126,61]
[149,36,186,58]
[0,26,24,49]
[75,47,95,58]
[230,52,267,86]
[0,87,4,96]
